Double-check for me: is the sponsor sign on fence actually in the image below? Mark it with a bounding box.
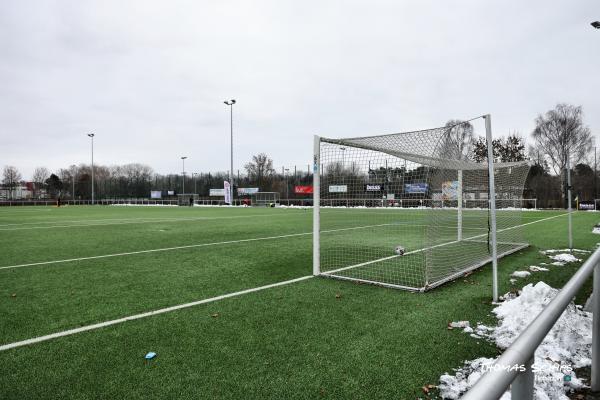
[294,185,314,194]
[442,181,459,200]
[579,201,595,210]
[404,183,428,194]
[329,185,347,193]
[209,189,226,196]
[365,184,384,192]
[150,191,162,199]
[237,187,259,195]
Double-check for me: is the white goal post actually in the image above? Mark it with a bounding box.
[251,192,280,207]
[312,115,530,298]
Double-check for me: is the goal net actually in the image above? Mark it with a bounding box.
[313,119,530,291]
[251,192,280,207]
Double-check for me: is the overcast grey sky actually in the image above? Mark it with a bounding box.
[1,0,598,179]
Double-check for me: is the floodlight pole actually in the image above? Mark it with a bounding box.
[313,135,321,276]
[285,168,290,199]
[567,154,573,251]
[224,99,236,205]
[181,156,187,194]
[484,115,499,302]
[72,167,76,200]
[192,172,198,194]
[87,133,95,204]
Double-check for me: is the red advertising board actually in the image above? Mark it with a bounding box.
[294,185,313,194]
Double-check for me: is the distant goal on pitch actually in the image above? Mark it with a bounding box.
[312,116,531,292]
[251,192,280,207]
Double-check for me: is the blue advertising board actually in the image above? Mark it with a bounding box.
[404,183,428,194]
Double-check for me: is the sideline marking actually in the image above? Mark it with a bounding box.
[0,223,393,271]
[0,212,300,231]
[0,275,314,352]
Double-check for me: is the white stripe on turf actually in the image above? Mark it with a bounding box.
[0,223,395,270]
[0,212,301,230]
[0,212,569,351]
[0,275,314,352]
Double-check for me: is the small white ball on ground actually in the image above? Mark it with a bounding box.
[394,246,405,256]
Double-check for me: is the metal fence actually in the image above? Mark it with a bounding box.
[461,246,600,399]
[0,197,539,209]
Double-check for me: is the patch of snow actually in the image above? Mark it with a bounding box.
[542,249,590,254]
[549,253,581,263]
[552,261,566,266]
[449,321,470,328]
[511,270,531,278]
[593,227,600,234]
[110,203,178,207]
[439,282,592,399]
[509,278,517,285]
[529,266,549,272]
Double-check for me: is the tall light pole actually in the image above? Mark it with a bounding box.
[285,168,290,199]
[71,166,76,200]
[87,133,95,204]
[192,172,198,194]
[181,156,187,194]
[224,99,236,204]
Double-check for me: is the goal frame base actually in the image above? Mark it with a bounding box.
[319,242,529,292]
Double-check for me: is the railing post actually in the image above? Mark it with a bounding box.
[511,355,534,400]
[593,262,600,391]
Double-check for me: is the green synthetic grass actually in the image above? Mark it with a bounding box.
[0,205,598,399]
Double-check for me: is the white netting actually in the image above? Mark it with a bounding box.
[316,120,530,291]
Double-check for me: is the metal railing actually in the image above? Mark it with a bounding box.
[0,197,539,209]
[461,246,600,399]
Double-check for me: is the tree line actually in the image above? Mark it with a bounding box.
[1,103,595,207]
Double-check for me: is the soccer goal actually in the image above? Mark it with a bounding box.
[312,115,530,293]
[251,192,280,207]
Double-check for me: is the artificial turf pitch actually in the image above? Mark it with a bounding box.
[0,205,598,399]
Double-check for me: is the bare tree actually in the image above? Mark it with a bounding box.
[244,153,275,188]
[2,166,22,199]
[32,167,50,198]
[441,120,475,160]
[532,103,592,176]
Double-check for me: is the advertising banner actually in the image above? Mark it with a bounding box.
[442,181,459,200]
[329,185,347,193]
[150,191,162,199]
[238,187,259,195]
[209,189,225,197]
[224,181,231,204]
[404,183,428,194]
[579,201,595,210]
[364,184,384,192]
[294,185,314,194]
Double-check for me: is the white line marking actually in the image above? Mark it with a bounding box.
[0,212,569,351]
[0,275,314,352]
[0,223,392,270]
[0,213,299,231]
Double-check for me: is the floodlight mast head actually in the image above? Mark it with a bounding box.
[592,21,600,29]
[224,99,236,105]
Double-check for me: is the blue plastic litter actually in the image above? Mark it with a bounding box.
[145,352,157,360]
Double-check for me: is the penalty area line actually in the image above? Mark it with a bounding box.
[0,223,395,271]
[0,275,314,352]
